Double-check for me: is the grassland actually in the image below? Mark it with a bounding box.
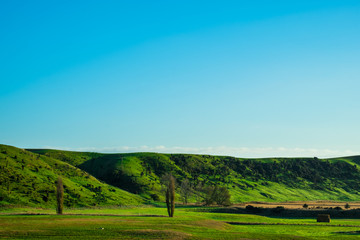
[3,144,360,239]
[0,144,144,207]
[2,206,360,239]
[3,144,360,208]
[29,147,360,203]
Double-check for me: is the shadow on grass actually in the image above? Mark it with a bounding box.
[193,206,360,219]
[227,222,360,227]
[334,231,360,235]
[0,213,168,217]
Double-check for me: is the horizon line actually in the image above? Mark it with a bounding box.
[9,144,359,159]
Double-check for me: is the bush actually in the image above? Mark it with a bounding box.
[345,203,350,209]
[246,205,255,210]
[273,206,285,213]
[245,205,262,213]
[150,193,160,201]
[303,203,309,209]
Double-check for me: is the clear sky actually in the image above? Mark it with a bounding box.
[1,1,360,158]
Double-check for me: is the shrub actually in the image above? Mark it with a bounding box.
[303,203,309,209]
[245,205,262,213]
[150,193,160,201]
[246,205,255,210]
[273,206,285,213]
[345,203,350,209]
[317,214,331,222]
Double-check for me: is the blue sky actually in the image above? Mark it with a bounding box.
[1,1,360,157]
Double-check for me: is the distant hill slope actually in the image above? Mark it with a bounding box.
[29,148,360,203]
[0,145,144,207]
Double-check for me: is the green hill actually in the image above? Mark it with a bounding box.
[0,145,144,207]
[2,144,360,208]
[29,148,360,203]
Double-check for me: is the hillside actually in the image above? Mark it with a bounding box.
[29,148,360,203]
[0,145,144,207]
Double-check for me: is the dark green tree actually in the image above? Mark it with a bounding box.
[204,185,231,206]
[180,178,192,205]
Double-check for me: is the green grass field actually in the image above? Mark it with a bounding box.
[1,206,360,239]
[3,144,360,209]
[3,144,360,239]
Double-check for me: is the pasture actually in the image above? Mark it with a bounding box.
[1,206,360,239]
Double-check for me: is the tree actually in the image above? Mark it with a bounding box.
[180,178,192,205]
[164,174,175,217]
[204,185,231,206]
[203,185,215,205]
[56,177,64,215]
[194,182,205,203]
[213,186,231,206]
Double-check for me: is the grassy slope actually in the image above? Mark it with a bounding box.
[2,207,360,239]
[0,145,144,207]
[28,148,360,203]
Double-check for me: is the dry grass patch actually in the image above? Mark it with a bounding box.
[194,219,230,231]
[121,229,193,239]
[0,229,46,234]
[54,217,142,226]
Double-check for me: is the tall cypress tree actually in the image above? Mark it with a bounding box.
[56,177,64,215]
[165,175,175,217]
[170,175,175,217]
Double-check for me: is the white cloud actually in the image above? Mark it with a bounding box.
[44,145,360,158]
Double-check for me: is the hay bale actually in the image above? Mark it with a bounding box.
[317,214,331,222]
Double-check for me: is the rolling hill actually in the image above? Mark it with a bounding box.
[0,145,144,207]
[29,148,360,203]
[2,144,360,208]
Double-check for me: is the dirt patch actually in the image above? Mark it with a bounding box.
[194,219,229,230]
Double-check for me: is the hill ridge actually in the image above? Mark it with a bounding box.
[0,144,144,207]
[2,144,360,207]
[28,147,360,203]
